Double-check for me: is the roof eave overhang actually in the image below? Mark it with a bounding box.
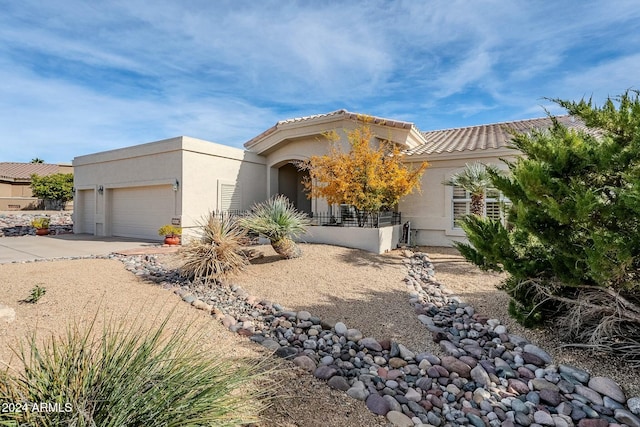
[244,114,346,155]
[406,146,522,162]
[244,111,424,155]
[0,177,31,183]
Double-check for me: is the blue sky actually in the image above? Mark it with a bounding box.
[2,0,639,163]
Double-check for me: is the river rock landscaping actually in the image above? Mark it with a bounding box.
[113,251,640,427]
[0,211,73,236]
[2,211,638,426]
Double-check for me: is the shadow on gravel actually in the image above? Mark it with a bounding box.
[283,287,434,353]
[336,249,404,269]
[248,254,284,265]
[418,245,500,279]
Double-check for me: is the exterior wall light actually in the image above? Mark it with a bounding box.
[98,185,104,194]
[173,179,179,191]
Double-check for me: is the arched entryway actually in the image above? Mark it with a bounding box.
[277,163,311,214]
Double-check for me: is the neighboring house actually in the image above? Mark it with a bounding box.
[0,162,73,211]
[72,111,584,248]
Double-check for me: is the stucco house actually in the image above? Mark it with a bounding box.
[72,110,583,250]
[0,162,73,211]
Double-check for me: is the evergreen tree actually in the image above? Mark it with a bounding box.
[456,90,640,359]
[30,173,74,210]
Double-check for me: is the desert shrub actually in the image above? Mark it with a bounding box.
[157,224,182,237]
[456,90,640,363]
[23,284,47,304]
[30,173,74,210]
[179,213,248,282]
[30,217,50,229]
[0,312,268,426]
[239,195,310,259]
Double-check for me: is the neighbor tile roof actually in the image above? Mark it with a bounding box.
[0,162,62,181]
[406,116,590,156]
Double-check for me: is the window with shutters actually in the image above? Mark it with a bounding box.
[218,181,241,212]
[452,186,509,228]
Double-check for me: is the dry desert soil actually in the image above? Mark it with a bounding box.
[1,243,638,426]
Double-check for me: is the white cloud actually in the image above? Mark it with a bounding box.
[1,0,640,161]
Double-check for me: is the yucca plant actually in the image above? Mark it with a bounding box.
[0,312,269,427]
[179,213,249,282]
[239,195,310,259]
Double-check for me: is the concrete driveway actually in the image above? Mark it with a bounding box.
[0,234,166,264]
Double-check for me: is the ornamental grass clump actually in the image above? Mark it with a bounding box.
[0,312,269,427]
[179,213,249,282]
[239,195,310,259]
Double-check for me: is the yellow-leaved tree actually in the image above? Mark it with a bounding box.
[299,120,428,226]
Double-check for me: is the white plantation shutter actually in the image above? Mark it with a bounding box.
[452,186,467,199]
[485,201,501,220]
[220,182,241,211]
[450,185,508,228]
[452,185,470,226]
[453,201,470,222]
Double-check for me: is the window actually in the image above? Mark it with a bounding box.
[219,181,241,212]
[452,186,509,228]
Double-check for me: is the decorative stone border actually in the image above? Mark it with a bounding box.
[113,251,640,427]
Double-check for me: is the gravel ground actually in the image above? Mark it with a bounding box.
[1,242,638,426]
[419,246,640,398]
[236,244,433,353]
[0,258,387,427]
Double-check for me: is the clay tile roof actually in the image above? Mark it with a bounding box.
[244,109,416,148]
[406,116,590,156]
[277,109,414,128]
[0,162,62,181]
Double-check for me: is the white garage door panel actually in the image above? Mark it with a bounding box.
[78,190,95,234]
[111,186,175,239]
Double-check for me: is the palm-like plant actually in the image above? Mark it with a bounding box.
[239,195,310,259]
[444,162,492,216]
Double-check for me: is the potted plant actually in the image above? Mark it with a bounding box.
[31,217,51,236]
[31,216,51,236]
[158,224,182,245]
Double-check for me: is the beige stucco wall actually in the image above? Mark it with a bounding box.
[73,137,184,236]
[0,182,13,197]
[0,182,32,197]
[298,224,402,254]
[72,136,267,238]
[73,137,184,186]
[180,138,266,234]
[0,196,40,210]
[399,149,518,247]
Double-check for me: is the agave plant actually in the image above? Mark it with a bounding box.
[179,213,249,282]
[240,195,310,259]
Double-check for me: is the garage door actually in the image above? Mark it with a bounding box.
[110,185,175,240]
[76,190,95,234]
